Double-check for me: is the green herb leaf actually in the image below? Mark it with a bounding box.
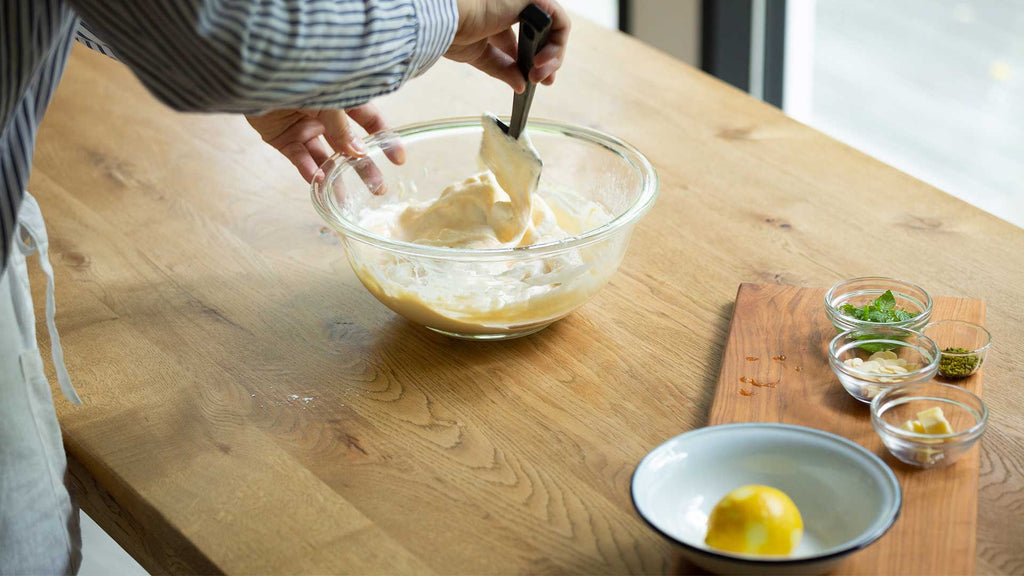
[875,290,896,312]
[892,309,914,322]
[837,289,920,323]
[867,309,888,323]
[856,341,899,354]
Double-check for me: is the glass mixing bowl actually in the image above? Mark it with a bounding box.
[310,117,658,340]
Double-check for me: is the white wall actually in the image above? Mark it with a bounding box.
[560,0,702,67]
[631,0,702,67]
[560,0,618,29]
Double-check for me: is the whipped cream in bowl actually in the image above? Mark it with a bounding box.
[311,116,658,340]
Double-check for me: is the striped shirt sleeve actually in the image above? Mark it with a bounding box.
[64,0,458,114]
[75,18,121,60]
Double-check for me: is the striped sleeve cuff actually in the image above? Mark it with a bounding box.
[75,19,121,61]
[405,0,458,81]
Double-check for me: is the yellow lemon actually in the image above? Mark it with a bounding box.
[704,485,803,555]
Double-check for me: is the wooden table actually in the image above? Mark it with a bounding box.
[31,19,1023,575]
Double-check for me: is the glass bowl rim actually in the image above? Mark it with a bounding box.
[870,381,989,441]
[923,320,993,354]
[309,116,659,261]
[824,276,934,325]
[828,328,941,381]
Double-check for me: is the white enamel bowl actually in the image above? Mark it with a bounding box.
[631,424,901,576]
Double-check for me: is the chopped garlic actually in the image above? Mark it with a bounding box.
[843,350,920,383]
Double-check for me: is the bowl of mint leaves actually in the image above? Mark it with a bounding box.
[825,277,932,336]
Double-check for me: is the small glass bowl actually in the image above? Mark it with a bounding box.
[825,277,932,334]
[829,327,940,403]
[871,381,988,468]
[922,320,991,380]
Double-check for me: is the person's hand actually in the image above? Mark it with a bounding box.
[447,0,570,92]
[246,103,404,183]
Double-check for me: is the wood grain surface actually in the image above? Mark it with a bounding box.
[708,283,984,575]
[27,16,1024,575]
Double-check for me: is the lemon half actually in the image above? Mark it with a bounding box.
[704,485,804,555]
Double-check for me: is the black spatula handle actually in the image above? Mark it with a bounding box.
[507,4,552,139]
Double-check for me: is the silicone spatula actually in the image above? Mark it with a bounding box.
[497,4,553,139]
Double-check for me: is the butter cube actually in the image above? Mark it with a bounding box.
[901,420,926,433]
[915,446,943,464]
[917,406,953,435]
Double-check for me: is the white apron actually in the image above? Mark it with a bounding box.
[0,192,82,575]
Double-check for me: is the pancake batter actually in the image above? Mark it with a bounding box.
[351,115,618,335]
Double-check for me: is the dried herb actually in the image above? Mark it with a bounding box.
[938,347,980,379]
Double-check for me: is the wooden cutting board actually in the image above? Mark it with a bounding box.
[706,283,984,576]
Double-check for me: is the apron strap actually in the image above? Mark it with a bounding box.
[15,194,82,406]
